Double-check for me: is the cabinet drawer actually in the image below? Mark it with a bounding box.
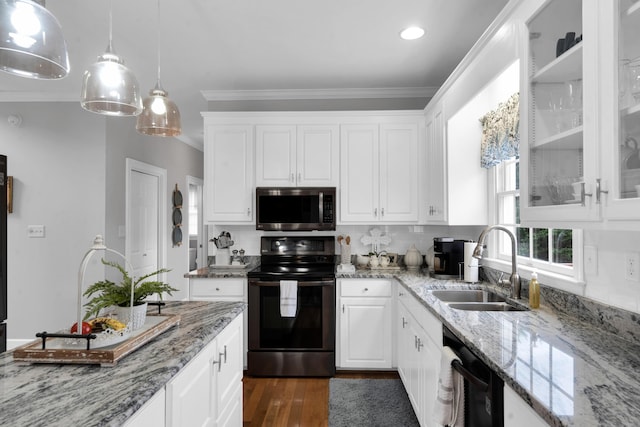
[190,278,245,298]
[340,280,391,297]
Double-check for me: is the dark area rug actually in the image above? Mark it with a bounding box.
[328,378,420,427]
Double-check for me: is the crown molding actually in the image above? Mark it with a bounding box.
[201,87,437,102]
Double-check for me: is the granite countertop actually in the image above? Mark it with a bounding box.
[0,301,246,427]
[184,259,259,279]
[390,272,640,427]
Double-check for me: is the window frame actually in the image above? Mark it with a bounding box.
[485,157,585,287]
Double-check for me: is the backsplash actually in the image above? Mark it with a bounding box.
[483,266,640,347]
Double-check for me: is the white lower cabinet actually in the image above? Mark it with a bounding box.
[165,314,244,427]
[124,388,166,427]
[190,278,248,369]
[337,279,394,369]
[397,287,442,427]
[504,384,548,427]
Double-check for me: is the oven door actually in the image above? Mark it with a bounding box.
[248,278,335,351]
[247,277,336,376]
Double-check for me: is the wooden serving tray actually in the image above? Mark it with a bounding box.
[13,314,181,367]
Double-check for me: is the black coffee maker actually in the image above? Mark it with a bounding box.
[433,238,466,279]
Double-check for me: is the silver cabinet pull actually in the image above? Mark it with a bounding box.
[417,338,424,352]
[374,208,378,217]
[212,357,221,372]
[222,345,227,363]
[363,287,369,292]
[381,207,385,217]
[298,172,302,183]
[596,178,608,204]
[402,317,408,328]
[290,173,295,183]
[247,207,251,216]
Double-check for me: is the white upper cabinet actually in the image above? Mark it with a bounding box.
[599,0,640,223]
[424,104,446,223]
[340,117,420,224]
[203,121,254,224]
[255,124,339,187]
[519,0,640,228]
[521,0,598,224]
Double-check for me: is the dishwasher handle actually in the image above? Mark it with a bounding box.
[451,359,489,392]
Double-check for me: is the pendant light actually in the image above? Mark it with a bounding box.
[0,0,69,79]
[80,0,142,116]
[136,0,181,136]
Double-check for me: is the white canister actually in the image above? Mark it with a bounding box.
[404,245,423,271]
[463,242,479,283]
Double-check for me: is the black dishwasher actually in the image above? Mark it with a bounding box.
[443,326,504,427]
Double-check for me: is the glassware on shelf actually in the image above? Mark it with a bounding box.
[566,79,583,128]
[629,60,640,104]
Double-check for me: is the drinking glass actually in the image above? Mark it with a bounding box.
[565,80,583,128]
[629,62,640,104]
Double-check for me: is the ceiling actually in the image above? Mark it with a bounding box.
[0,0,509,149]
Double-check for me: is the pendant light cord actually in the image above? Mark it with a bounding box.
[107,0,114,52]
[156,0,162,85]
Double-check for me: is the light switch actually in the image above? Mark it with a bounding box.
[27,225,45,238]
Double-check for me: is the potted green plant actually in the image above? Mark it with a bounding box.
[83,259,177,329]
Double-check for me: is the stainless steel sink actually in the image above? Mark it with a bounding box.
[447,302,528,311]
[431,289,507,303]
[431,289,528,311]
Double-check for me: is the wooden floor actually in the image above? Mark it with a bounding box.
[243,371,399,427]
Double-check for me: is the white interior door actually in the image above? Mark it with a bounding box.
[126,159,167,286]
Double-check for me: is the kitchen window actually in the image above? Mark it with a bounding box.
[491,157,582,281]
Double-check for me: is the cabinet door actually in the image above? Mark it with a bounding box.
[166,340,216,427]
[379,123,419,222]
[420,330,441,427]
[601,0,640,220]
[521,0,601,223]
[255,125,297,187]
[297,125,339,186]
[204,124,254,223]
[338,296,392,369]
[425,108,446,223]
[504,384,548,427]
[123,388,165,427]
[214,314,244,426]
[340,124,380,223]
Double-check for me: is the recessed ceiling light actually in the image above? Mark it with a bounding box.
[400,26,425,40]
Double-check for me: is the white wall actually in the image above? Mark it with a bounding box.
[0,102,203,342]
[104,117,203,301]
[0,103,106,340]
[583,230,640,312]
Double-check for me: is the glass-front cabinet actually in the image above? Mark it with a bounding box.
[603,0,640,221]
[521,0,602,224]
[522,0,640,226]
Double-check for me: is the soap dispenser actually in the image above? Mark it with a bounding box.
[529,272,540,309]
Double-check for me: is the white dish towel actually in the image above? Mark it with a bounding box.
[279,280,298,317]
[433,346,465,427]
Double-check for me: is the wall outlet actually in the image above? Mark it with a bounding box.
[625,252,640,282]
[584,245,598,276]
[27,225,45,238]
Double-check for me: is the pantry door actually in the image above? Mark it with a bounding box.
[125,159,167,286]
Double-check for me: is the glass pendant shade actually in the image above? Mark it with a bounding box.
[0,0,70,79]
[80,44,142,116]
[136,82,181,136]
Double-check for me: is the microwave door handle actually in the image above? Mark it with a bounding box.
[319,191,324,224]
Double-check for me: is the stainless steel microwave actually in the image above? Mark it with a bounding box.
[255,187,336,231]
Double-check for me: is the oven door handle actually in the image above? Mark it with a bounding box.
[249,280,335,287]
[451,359,489,392]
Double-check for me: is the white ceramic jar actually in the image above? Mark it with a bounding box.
[404,245,423,271]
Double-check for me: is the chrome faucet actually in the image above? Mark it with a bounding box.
[472,225,521,299]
